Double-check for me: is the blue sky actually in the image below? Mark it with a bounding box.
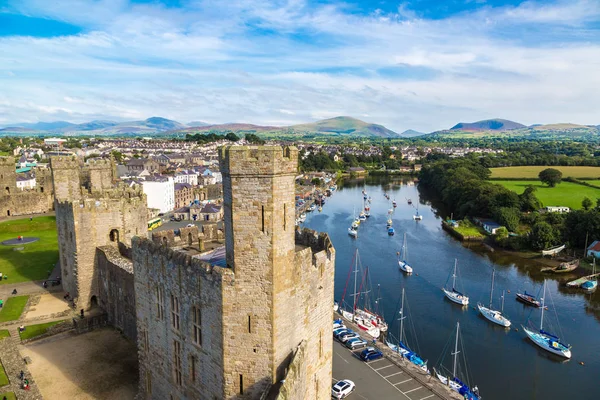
[0,0,599,132]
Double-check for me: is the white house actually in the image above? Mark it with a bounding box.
[43,137,67,147]
[141,176,175,213]
[174,170,198,186]
[545,206,570,213]
[16,173,36,190]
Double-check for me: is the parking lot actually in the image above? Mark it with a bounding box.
[332,340,444,400]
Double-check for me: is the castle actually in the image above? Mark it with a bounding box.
[0,156,53,218]
[51,146,335,399]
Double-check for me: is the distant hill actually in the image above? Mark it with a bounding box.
[532,123,589,130]
[289,116,398,137]
[0,127,40,133]
[187,121,210,127]
[13,121,75,131]
[400,129,426,137]
[184,123,278,133]
[450,119,526,131]
[61,120,119,132]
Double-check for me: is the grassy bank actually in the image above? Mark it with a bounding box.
[0,295,29,323]
[490,166,600,179]
[492,181,600,210]
[0,216,58,284]
[19,320,65,341]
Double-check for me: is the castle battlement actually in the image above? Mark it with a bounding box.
[86,158,113,169]
[132,236,234,281]
[219,145,298,176]
[295,227,335,260]
[0,156,15,166]
[49,156,80,170]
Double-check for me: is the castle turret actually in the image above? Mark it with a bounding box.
[0,156,17,196]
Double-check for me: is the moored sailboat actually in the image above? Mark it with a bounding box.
[434,322,481,400]
[522,280,572,359]
[397,233,413,274]
[477,269,511,327]
[442,259,469,306]
[386,288,429,374]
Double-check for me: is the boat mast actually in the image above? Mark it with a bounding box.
[375,284,382,316]
[489,269,495,308]
[452,322,460,378]
[452,259,457,290]
[399,288,406,343]
[352,249,359,319]
[501,290,505,313]
[540,280,546,331]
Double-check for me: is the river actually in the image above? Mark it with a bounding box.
[302,177,599,400]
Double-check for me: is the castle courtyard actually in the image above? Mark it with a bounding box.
[19,328,138,400]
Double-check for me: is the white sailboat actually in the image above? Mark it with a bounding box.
[522,280,572,358]
[442,259,469,306]
[397,233,413,274]
[413,205,423,220]
[477,269,511,327]
[434,322,481,400]
[386,288,429,373]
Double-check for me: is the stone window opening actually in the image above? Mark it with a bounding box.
[162,237,168,246]
[6,210,10,216]
[190,355,196,383]
[188,232,193,246]
[248,315,252,334]
[143,330,149,352]
[171,294,180,331]
[173,340,182,386]
[239,374,244,395]
[283,203,286,230]
[156,287,165,319]
[5,186,9,195]
[90,295,98,308]
[261,205,265,233]
[109,229,119,243]
[146,371,152,395]
[192,306,202,346]
[40,186,44,193]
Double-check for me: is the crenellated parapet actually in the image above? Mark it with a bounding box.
[219,145,298,177]
[295,227,335,258]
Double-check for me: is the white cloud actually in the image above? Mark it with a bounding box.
[0,0,599,132]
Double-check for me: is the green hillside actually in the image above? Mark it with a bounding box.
[289,116,397,137]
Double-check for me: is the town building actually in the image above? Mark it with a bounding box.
[141,176,175,213]
[545,206,571,213]
[587,241,600,258]
[174,182,195,209]
[126,158,160,174]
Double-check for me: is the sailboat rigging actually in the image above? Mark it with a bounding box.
[477,269,511,327]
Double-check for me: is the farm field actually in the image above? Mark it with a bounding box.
[490,166,600,179]
[491,181,600,210]
[0,216,58,284]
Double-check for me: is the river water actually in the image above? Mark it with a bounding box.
[303,177,599,400]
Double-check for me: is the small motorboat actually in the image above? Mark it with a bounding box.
[388,227,395,236]
[386,219,393,227]
[359,211,366,221]
[348,227,358,238]
[307,204,316,212]
[392,200,397,208]
[407,198,412,205]
[298,213,306,223]
[516,291,542,307]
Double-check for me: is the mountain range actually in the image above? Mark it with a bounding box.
[0,116,402,138]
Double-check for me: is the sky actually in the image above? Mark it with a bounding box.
[0,0,599,133]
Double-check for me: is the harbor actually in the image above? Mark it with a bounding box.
[303,177,600,400]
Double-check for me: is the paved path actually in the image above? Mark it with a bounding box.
[333,340,444,400]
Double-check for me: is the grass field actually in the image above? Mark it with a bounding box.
[19,320,65,341]
[492,181,600,210]
[0,392,16,400]
[490,166,600,179]
[0,216,58,284]
[0,330,9,340]
[0,361,8,387]
[0,296,29,323]
[454,220,486,238]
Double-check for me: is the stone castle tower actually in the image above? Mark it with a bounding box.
[134,146,335,399]
[51,156,147,309]
[0,157,17,197]
[0,156,53,218]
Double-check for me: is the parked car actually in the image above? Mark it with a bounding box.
[333,321,345,330]
[339,332,360,343]
[345,337,368,350]
[360,347,384,362]
[333,328,351,339]
[186,223,195,227]
[331,379,355,399]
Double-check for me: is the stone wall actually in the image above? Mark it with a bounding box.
[0,156,53,218]
[96,245,137,341]
[51,156,147,310]
[274,341,307,400]
[133,237,232,400]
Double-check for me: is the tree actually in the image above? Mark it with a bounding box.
[245,133,265,145]
[494,207,521,232]
[519,185,542,212]
[582,197,593,210]
[111,150,124,163]
[538,168,562,187]
[225,132,239,142]
[530,221,557,250]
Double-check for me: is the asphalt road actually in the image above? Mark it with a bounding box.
[332,340,443,400]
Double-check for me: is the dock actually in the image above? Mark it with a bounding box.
[566,273,600,288]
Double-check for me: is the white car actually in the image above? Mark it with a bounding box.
[333,322,345,330]
[186,223,195,227]
[332,379,355,399]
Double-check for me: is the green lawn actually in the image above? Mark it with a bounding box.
[19,320,65,341]
[0,216,58,284]
[490,166,600,179]
[0,296,29,323]
[0,330,10,340]
[454,220,486,238]
[0,392,16,400]
[0,361,8,387]
[492,181,600,210]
